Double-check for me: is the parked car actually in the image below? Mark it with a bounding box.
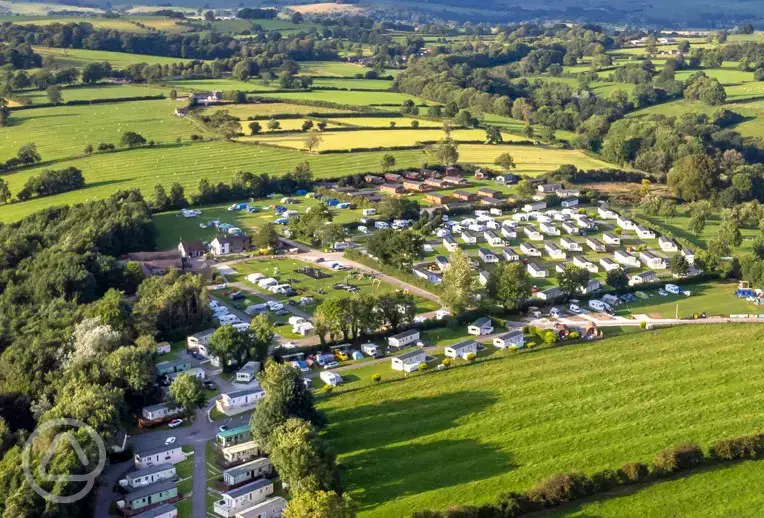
[203,381,216,390]
[324,361,339,369]
[165,437,176,445]
[230,291,245,300]
[274,321,287,327]
[168,419,183,429]
[314,257,324,263]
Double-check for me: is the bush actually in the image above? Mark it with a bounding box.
[466,352,477,362]
[589,469,625,492]
[711,434,764,461]
[442,358,451,367]
[619,462,650,483]
[526,472,594,507]
[322,385,334,393]
[526,341,537,349]
[418,363,427,372]
[614,227,623,234]
[371,373,382,382]
[568,330,580,339]
[639,321,647,329]
[654,443,705,475]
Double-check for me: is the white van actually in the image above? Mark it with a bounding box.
[266,300,284,311]
[361,343,378,356]
[218,314,240,324]
[258,278,278,289]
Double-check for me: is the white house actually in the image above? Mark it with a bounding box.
[483,230,504,247]
[544,243,566,260]
[616,215,637,230]
[600,257,620,272]
[467,317,494,336]
[461,231,477,245]
[635,225,656,239]
[523,226,543,241]
[123,464,177,490]
[501,226,517,239]
[681,248,695,264]
[388,329,420,349]
[214,479,274,518]
[494,330,524,349]
[479,270,491,286]
[561,198,579,208]
[444,340,479,359]
[659,236,678,252]
[135,446,185,470]
[216,388,265,415]
[614,250,640,268]
[585,237,606,252]
[560,237,582,252]
[598,207,618,220]
[527,262,548,278]
[391,349,427,372]
[222,457,274,488]
[236,362,261,384]
[602,232,620,245]
[561,221,580,235]
[502,247,520,261]
[210,235,250,256]
[413,267,442,285]
[639,251,667,270]
[555,263,568,275]
[574,216,596,230]
[572,255,598,273]
[630,271,658,286]
[523,201,547,212]
[479,248,499,263]
[443,237,459,252]
[222,442,261,465]
[520,242,542,257]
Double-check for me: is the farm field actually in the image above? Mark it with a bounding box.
[482,113,577,141]
[327,116,442,128]
[0,99,194,162]
[614,281,755,318]
[317,324,764,517]
[200,103,354,119]
[456,143,613,172]
[0,144,430,222]
[9,16,156,32]
[32,47,201,68]
[260,90,431,106]
[13,83,169,105]
[0,0,101,14]
[163,79,277,93]
[238,119,343,133]
[298,61,373,77]
[311,78,394,90]
[556,459,764,517]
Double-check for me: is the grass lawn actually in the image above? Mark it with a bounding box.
[615,281,756,318]
[556,460,764,517]
[258,90,430,106]
[31,46,200,68]
[318,324,764,517]
[163,78,278,93]
[298,61,373,77]
[13,83,169,105]
[311,78,394,90]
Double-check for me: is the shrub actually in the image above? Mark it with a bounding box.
[466,352,477,362]
[619,462,650,483]
[442,358,451,367]
[508,345,519,353]
[614,227,623,234]
[526,341,537,349]
[526,472,594,507]
[322,385,334,393]
[654,443,705,475]
[589,469,624,492]
[418,363,427,372]
[640,321,647,329]
[711,434,764,461]
[371,373,382,383]
[568,330,580,339]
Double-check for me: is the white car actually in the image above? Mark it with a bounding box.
[165,437,176,445]
[168,419,183,429]
[658,289,668,296]
[267,301,284,311]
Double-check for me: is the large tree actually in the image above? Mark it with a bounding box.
[120,131,147,148]
[249,313,274,363]
[440,248,475,311]
[557,265,590,297]
[269,418,338,493]
[283,491,356,518]
[252,222,280,249]
[168,373,206,414]
[606,267,629,292]
[435,137,459,166]
[486,262,533,310]
[494,153,516,173]
[667,154,719,202]
[208,324,253,369]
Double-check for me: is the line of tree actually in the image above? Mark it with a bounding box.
[16,166,85,201]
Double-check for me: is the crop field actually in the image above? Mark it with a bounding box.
[297,61,372,77]
[457,143,613,172]
[200,103,353,119]
[0,143,429,222]
[0,0,101,15]
[238,119,342,133]
[241,128,526,150]
[163,79,277,93]
[10,16,155,32]
[31,46,200,68]
[326,116,442,128]
[557,459,764,517]
[261,90,431,106]
[0,99,194,162]
[13,83,169,105]
[311,78,394,90]
[317,324,764,517]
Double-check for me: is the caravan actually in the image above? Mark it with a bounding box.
[665,283,681,295]
[588,299,612,313]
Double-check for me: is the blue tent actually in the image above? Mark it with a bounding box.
[296,189,308,196]
[351,351,364,360]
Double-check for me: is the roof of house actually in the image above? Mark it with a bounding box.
[470,317,492,328]
[224,388,264,400]
[179,240,205,252]
[217,424,251,438]
[396,349,426,361]
[391,329,419,340]
[236,498,288,518]
[448,340,478,351]
[224,457,272,478]
[479,248,495,256]
[136,445,182,459]
[222,441,259,454]
[223,478,272,499]
[635,270,657,278]
[497,330,523,340]
[125,481,177,502]
[601,257,617,264]
[213,234,250,245]
[126,464,175,481]
[454,190,473,196]
[528,262,545,271]
[133,504,178,518]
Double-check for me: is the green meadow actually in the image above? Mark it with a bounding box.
[32,46,201,68]
[13,82,169,105]
[318,324,764,517]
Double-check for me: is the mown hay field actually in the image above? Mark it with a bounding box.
[13,83,169,105]
[297,61,372,77]
[311,78,394,90]
[237,119,343,132]
[202,103,354,119]
[260,90,431,106]
[317,324,764,517]
[326,116,442,128]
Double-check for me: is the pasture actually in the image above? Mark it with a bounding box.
[32,47,201,68]
[0,99,195,162]
[614,281,754,318]
[311,78,394,90]
[318,324,764,517]
[13,83,169,105]
[200,103,354,119]
[326,116,442,128]
[297,61,372,77]
[163,79,277,93]
[260,90,430,106]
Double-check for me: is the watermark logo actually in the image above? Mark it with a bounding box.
[22,418,107,504]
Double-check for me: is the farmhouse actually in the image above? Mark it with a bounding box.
[443,237,459,251]
[484,230,504,246]
[600,257,620,272]
[630,271,658,286]
[681,248,695,264]
[380,184,405,195]
[560,237,582,251]
[523,201,547,212]
[124,464,177,490]
[538,183,562,193]
[544,243,566,260]
[467,317,494,336]
[424,193,450,205]
[178,240,205,258]
[479,248,499,263]
[388,329,420,349]
[561,198,579,208]
[214,479,274,518]
[520,242,541,257]
[210,235,250,256]
[391,349,427,372]
[635,225,656,239]
[572,255,598,273]
[524,226,543,241]
[659,236,679,252]
[540,222,560,236]
[403,180,427,192]
[453,190,476,201]
[561,221,580,235]
[527,262,548,278]
[639,251,667,270]
[222,442,261,465]
[614,249,640,267]
[585,237,606,252]
[477,187,502,199]
[223,458,274,489]
[494,330,524,349]
[216,388,265,415]
[134,446,185,470]
[190,91,221,104]
[119,482,179,516]
[445,340,479,359]
[502,247,520,261]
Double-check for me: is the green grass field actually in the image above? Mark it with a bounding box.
[200,103,353,119]
[32,47,201,68]
[298,61,372,77]
[318,324,764,517]
[13,83,169,105]
[311,78,393,90]
[163,79,277,93]
[260,90,430,106]
[326,116,442,128]
[614,281,756,318]
[1,99,195,162]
